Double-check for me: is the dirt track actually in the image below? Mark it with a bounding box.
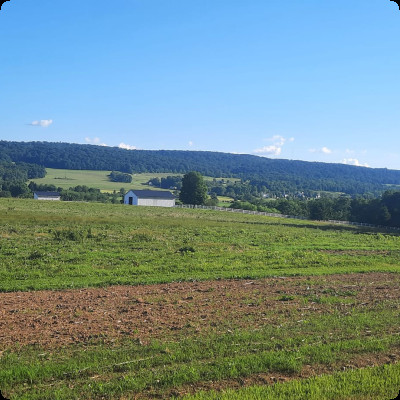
[1,273,399,349]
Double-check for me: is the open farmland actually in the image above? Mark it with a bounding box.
[30,168,239,193]
[30,168,180,192]
[0,198,399,399]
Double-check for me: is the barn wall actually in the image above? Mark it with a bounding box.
[34,195,60,201]
[137,198,175,207]
[124,191,175,207]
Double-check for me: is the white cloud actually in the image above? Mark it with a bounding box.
[85,137,99,144]
[254,145,282,156]
[85,137,108,146]
[322,146,332,154]
[188,141,193,147]
[270,135,286,146]
[30,119,53,127]
[341,158,369,167]
[118,142,137,150]
[254,135,294,156]
[268,135,293,146]
[309,146,332,154]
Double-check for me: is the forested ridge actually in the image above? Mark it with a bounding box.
[1,140,400,195]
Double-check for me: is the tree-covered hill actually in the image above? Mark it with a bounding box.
[1,140,400,195]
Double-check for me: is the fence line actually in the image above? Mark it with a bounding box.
[174,204,400,232]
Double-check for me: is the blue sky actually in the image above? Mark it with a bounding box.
[1,0,400,169]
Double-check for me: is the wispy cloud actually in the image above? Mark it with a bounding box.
[341,158,369,167]
[322,146,332,154]
[29,119,53,128]
[85,137,108,146]
[188,141,193,147]
[254,135,294,156]
[118,142,137,150]
[254,145,282,156]
[309,146,332,154]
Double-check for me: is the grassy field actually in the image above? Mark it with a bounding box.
[1,198,400,291]
[31,168,239,193]
[30,168,182,192]
[0,198,399,399]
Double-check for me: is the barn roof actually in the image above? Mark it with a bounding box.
[34,191,61,197]
[131,190,175,199]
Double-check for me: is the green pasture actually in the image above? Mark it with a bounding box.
[1,198,400,399]
[30,168,179,192]
[30,168,239,193]
[217,196,234,203]
[1,198,400,292]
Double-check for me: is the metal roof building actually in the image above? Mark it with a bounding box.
[33,191,61,201]
[123,190,175,207]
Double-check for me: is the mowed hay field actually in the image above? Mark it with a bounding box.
[0,198,399,399]
[30,168,239,193]
[30,168,181,192]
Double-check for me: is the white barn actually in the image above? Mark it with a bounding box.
[34,191,61,201]
[124,190,175,207]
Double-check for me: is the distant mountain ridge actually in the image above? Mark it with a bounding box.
[1,140,399,195]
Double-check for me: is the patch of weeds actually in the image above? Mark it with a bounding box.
[27,250,45,260]
[278,295,295,301]
[51,228,89,242]
[86,227,95,239]
[305,294,354,305]
[178,246,196,254]
[131,231,155,242]
[322,288,358,297]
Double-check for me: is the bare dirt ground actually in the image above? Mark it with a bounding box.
[1,272,399,350]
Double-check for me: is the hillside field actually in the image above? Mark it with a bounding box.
[30,168,180,192]
[0,199,399,399]
[30,168,239,193]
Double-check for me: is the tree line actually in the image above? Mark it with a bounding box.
[1,140,400,195]
[178,172,400,228]
[0,161,45,197]
[229,192,400,228]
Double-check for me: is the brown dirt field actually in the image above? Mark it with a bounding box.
[1,272,399,350]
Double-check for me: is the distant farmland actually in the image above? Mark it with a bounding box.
[30,168,239,193]
[0,199,399,399]
[30,168,181,192]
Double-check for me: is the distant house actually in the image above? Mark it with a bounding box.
[124,190,175,207]
[33,191,61,201]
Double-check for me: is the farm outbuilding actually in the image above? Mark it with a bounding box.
[124,190,175,207]
[33,191,61,201]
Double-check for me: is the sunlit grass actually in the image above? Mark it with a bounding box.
[1,307,399,399]
[1,198,400,292]
[180,363,400,400]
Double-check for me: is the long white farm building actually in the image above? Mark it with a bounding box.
[124,190,175,207]
[33,191,61,201]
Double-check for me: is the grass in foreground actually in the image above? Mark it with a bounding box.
[180,363,400,400]
[1,198,399,399]
[1,305,399,399]
[0,198,400,291]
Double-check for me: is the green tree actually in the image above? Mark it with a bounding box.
[179,171,207,205]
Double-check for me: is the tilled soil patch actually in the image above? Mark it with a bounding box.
[0,272,399,349]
